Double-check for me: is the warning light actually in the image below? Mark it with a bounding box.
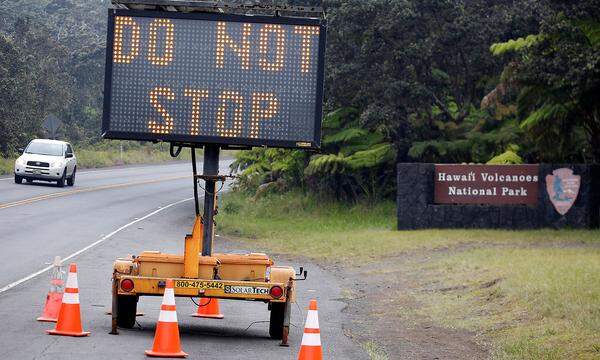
[120,279,135,292]
[269,286,283,299]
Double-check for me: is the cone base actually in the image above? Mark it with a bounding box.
[47,329,90,337]
[36,316,58,323]
[298,346,323,360]
[37,292,62,323]
[145,350,188,358]
[190,313,224,319]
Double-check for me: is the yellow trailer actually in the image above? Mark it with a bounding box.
[110,216,300,342]
[109,146,306,346]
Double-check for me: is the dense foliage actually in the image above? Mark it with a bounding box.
[0,0,106,155]
[487,2,600,163]
[234,1,599,199]
[0,0,598,199]
[231,107,395,200]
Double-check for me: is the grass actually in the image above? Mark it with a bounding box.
[219,190,600,359]
[219,191,598,262]
[0,157,12,176]
[219,190,396,262]
[0,141,193,175]
[416,248,600,359]
[75,145,190,168]
[362,341,389,360]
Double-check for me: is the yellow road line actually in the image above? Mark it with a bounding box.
[0,175,188,210]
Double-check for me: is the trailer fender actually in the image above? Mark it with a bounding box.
[270,266,296,303]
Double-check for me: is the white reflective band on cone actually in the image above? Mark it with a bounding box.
[162,288,175,305]
[301,333,321,346]
[65,273,78,289]
[305,310,319,329]
[158,310,178,323]
[62,292,80,304]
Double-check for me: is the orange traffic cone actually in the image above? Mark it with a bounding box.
[191,298,224,319]
[37,256,65,322]
[47,263,90,337]
[298,299,322,360]
[145,279,187,358]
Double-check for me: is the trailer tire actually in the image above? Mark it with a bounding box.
[117,295,138,329]
[269,302,285,340]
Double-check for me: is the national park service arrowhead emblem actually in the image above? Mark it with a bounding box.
[546,168,581,215]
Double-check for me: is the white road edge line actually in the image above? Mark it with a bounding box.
[0,197,193,295]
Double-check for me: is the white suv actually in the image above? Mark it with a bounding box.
[14,139,77,187]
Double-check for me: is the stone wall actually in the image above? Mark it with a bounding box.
[397,163,600,229]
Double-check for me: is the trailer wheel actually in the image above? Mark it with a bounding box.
[269,302,285,340]
[117,295,138,329]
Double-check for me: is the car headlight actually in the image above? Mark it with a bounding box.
[15,158,25,166]
[52,161,63,168]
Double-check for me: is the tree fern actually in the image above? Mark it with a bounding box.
[487,144,523,165]
[520,103,570,130]
[575,20,600,48]
[322,107,359,129]
[305,153,348,176]
[490,34,542,55]
[322,128,368,146]
[346,143,394,170]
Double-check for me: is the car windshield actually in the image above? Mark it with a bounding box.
[25,142,64,156]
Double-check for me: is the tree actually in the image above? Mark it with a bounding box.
[488,4,600,162]
[0,0,106,149]
[325,0,544,163]
[0,19,74,155]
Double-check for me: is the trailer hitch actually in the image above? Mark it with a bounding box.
[295,266,308,281]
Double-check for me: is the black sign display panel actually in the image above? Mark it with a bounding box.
[102,9,326,149]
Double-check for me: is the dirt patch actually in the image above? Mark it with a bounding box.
[331,255,490,360]
[222,237,490,359]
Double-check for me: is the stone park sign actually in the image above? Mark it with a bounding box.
[397,163,599,229]
[434,164,539,205]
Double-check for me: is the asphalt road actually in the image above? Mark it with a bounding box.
[0,162,366,359]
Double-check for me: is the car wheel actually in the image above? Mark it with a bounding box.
[269,302,286,340]
[67,167,76,186]
[117,295,138,329]
[57,169,66,187]
[14,174,22,184]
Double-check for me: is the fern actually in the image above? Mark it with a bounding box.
[487,145,523,164]
[322,107,359,129]
[576,20,600,48]
[408,139,471,161]
[338,132,386,156]
[232,105,394,200]
[346,143,394,170]
[240,162,269,177]
[520,103,570,130]
[322,128,368,145]
[431,68,450,83]
[490,34,542,55]
[305,153,348,176]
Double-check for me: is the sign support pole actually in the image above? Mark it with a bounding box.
[191,148,200,216]
[201,145,220,256]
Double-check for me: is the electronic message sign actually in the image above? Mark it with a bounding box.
[102,9,326,149]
